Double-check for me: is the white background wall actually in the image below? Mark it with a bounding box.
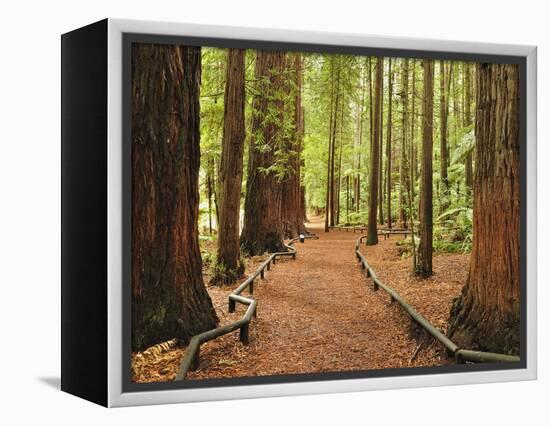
[0,0,546,423]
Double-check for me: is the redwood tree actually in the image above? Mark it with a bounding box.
[366,57,383,245]
[449,63,520,355]
[398,58,409,228]
[240,50,287,255]
[330,59,341,228]
[131,44,218,351]
[213,48,246,284]
[282,54,306,237]
[416,59,434,277]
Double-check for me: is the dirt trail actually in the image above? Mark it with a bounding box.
[184,217,455,380]
[132,217,467,382]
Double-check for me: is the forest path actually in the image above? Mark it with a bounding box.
[186,217,448,380]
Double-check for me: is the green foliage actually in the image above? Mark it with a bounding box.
[249,58,301,182]
[344,211,368,226]
[196,50,476,267]
[433,205,473,253]
[208,255,247,285]
[396,234,421,259]
[451,127,475,164]
[302,54,364,212]
[200,48,226,161]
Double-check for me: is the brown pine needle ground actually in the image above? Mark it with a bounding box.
[132,217,468,383]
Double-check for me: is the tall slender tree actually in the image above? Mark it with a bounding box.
[386,58,394,229]
[282,54,306,237]
[207,169,214,234]
[240,50,287,255]
[131,44,218,350]
[367,57,383,245]
[354,60,367,212]
[398,58,409,228]
[408,60,418,269]
[336,68,346,225]
[325,58,336,232]
[213,49,246,284]
[449,63,520,355]
[378,60,385,225]
[416,59,434,277]
[329,59,341,227]
[439,60,451,210]
[410,60,417,211]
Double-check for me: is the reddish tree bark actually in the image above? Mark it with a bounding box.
[240,50,287,255]
[282,54,306,238]
[131,44,217,351]
[417,59,434,277]
[324,59,335,232]
[367,57,383,245]
[439,60,451,207]
[449,63,520,355]
[330,60,341,228]
[213,48,246,284]
[398,58,409,228]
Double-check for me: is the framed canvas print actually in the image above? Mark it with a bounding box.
[61,18,537,407]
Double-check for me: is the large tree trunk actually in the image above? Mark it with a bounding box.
[131,44,218,351]
[448,63,520,355]
[240,50,287,255]
[213,49,246,284]
[416,59,434,277]
[367,57,383,245]
[282,54,306,238]
[398,58,409,228]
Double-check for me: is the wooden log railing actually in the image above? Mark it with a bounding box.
[330,225,413,240]
[330,225,368,233]
[175,233,319,380]
[354,234,520,364]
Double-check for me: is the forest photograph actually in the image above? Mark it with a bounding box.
[130,42,521,384]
